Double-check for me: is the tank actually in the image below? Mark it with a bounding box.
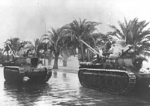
[78,40,150,95]
[3,57,52,83]
[2,43,52,83]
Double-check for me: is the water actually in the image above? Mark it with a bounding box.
[0,67,150,106]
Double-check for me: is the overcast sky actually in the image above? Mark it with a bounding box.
[0,0,150,48]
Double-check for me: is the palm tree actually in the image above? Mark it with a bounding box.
[91,32,110,48]
[60,33,78,66]
[33,38,47,58]
[5,37,20,53]
[3,43,10,61]
[3,37,34,60]
[0,48,3,63]
[43,28,65,69]
[33,38,41,57]
[62,19,100,61]
[39,33,54,65]
[60,46,76,67]
[108,18,150,56]
[3,37,21,60]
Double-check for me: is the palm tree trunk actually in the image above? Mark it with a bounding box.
[53,55,59,69]
[80,41,84,61]
[63,59,67,67]
[48,59,51,65]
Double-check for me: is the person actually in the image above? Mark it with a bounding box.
[108,40,127,59]
[37,60,43,68]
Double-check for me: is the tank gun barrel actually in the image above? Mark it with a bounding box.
[6,43,17,57]
[80,40,102,56]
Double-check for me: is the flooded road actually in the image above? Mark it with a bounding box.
[0,67,150,106]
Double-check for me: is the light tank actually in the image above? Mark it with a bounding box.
[2,43,52,83]
[78,40,150,95]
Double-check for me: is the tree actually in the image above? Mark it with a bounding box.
[91,32,110,48]
[3,37,22,60]
[60,47,76,67]
[4,37,20,54]
[3,43,10,61]
[59,33,78,66]
[33,38,41,57]
[0,48,3,63]
[108,18,150,56]
[3,37,34,60]
[62,19,100,61]
[44,28,65,69]
[39,34,54,65]
[33,38,47,58]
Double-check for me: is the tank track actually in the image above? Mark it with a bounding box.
[78,68,136,94]
[43,68,52,82]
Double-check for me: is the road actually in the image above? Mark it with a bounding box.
[0,67,150,106]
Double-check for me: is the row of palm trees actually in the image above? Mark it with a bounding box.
[2,37,49,62]
[2,18,150,69]
[108,18,150,55]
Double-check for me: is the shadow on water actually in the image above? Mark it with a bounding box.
[75,86,150,106]
[126,88,150,102]
[4,82,51,106]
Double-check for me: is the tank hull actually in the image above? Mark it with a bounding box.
[4,66,52,83]
[78,63,150,95]
[26,68,52,83]
[2,62,20,66]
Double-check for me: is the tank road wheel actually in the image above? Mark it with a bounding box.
[111,79,119,91]
[103,78,108,90]
[110,80,125,94]
[111,80,115,88]
[78,68,136,95]
[105,78,113,91]
[97,76,103,89]
[116,81,123,94]
[101,77,107,90]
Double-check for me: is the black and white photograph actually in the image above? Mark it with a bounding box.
[0,0,150,106]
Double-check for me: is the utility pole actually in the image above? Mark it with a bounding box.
[44,23,46,66]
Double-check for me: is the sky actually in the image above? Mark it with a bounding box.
[0,0,150,48]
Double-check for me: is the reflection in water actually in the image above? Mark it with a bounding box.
[63,73,67,78]
[4,82,51,106]
[0,67,150,106]
[53,71,57,78]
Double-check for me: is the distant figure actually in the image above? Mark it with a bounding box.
[103,40,112,54]
[140,60,150,73]
[96,46,103,57]
[26,58,31,65]
[108,40,133,58]
[37,60,43,68]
